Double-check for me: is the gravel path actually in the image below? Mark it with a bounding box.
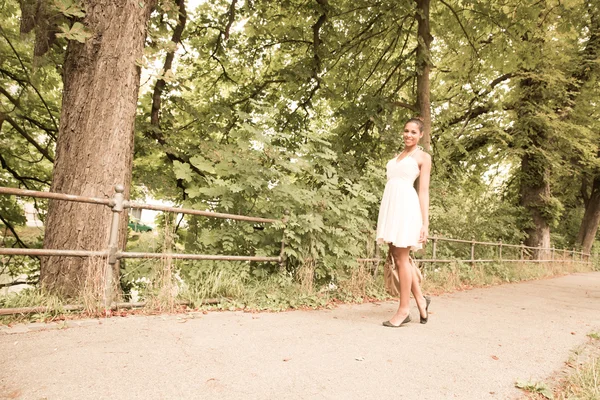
[1,272,599,400]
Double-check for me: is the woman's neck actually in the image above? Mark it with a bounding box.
[403,144,418,153]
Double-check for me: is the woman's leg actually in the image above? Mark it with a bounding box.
[387,245,412,325]
[411,265,428,319]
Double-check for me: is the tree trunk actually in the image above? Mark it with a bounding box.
[519,152,552,256]
[576,176,600,254]
[515,71,554,259]
[41,0,156,298]
[414,0,432,152]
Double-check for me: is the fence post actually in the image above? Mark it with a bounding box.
[498,239,502,261]
[520,242,524,261]
[572,248,576,263]
[432,237,437,260]
[279,210,289,271]
[551,246,555,262]
[105,184,125,309]
[471,238,475,267]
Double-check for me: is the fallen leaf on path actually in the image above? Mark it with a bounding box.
[491,355,499,360]
[283,358,291,362]
[355,357,365,361]
[571,332,576,335]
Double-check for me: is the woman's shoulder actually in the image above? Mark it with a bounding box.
[415,147,431,160]
[414,147,431,169]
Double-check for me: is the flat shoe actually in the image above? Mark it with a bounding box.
[382,314,411,328]
[420,296,431,324]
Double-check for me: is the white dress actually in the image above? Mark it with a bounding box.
[376,151,423,250]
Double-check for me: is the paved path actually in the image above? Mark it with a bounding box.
[1,272,599,400]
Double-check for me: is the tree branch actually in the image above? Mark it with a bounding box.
[0,214,29,249]
[224,0,238,40]
[0,26,59,131]
[0,152,51,187]
[445,72,514,127]
[150,0,187,127]
[438,0,479,56]
[230,79,286,106]
[0,86,58,139]
[2,113,54,163]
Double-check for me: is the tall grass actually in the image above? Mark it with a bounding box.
[420,260,597,294]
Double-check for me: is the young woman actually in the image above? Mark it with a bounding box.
[376,118,431,327]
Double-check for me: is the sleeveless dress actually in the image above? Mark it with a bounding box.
[376,150,423,250]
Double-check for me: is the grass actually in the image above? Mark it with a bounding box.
[420,259,598,295]
[0,288,69,324]
[555,357,600,399]
[553,332,600,400]
[518,332,600,400]
[0,243,598,324]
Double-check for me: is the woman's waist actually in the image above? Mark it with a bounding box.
[386,177,418,185]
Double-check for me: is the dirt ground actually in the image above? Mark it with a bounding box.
[1,272,599,400]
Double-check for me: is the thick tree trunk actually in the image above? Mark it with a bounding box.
[519,153,551,256]
[415,0,432,152]
[576,176,600,254]
[41,0,155,297]
[515,71,554,259]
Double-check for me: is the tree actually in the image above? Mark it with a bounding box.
[415,0,432,151]
[573,3,600,254]
[39,0,156,297]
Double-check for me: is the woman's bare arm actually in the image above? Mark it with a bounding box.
[418,151,432,242]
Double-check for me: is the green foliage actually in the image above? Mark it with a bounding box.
[53,0,86,18]
[515,380,554,399]
[1,0,599,302]
[56,22,92,43]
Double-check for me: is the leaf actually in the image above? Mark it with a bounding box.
[53,0,86,18]
[190,155,216,174]
[56,22,92,43]
[172,160,193,182]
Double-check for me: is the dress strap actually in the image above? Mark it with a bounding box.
[404,147,420,159]
[407,148,419,157]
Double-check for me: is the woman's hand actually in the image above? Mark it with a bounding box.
[419,225,428,244]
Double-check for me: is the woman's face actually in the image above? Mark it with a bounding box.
[403,122,422,147]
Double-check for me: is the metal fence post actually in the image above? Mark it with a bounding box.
[551,246,555,262]
[470,238,475,266]
[520,242,524,261]
[432,237,437,261]
[498,239,502,261]
[279,210,289,271]
[572,248,576,263]
[105,184,125,309]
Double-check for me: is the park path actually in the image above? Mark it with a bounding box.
[1,272,599,400]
